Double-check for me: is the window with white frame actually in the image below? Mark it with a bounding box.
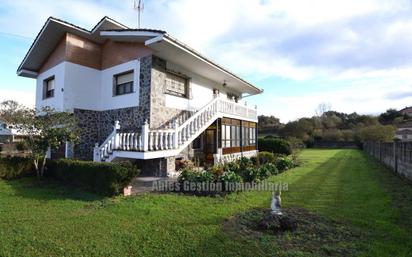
[114,71,134,96]
[43,76,55,99]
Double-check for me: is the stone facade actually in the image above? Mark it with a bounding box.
[150,56,192,129]
[74,56,152,160]
[73,55,201,176]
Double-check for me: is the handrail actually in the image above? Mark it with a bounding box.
[94,96,258,162]
[177,97,219,132]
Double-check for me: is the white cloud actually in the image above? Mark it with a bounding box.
[1,0,412,121]
[0,89,35,107]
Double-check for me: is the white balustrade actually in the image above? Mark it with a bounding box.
[95,97,258,162]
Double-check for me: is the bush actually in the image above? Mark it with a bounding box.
[0,157,34,179]
[260,162,278,175]
[257,165,271,180]
[286,137,306,149]
[175,159,194,171]
[258,151,275,164]
[219,171,242,184]
[258,138,292,155]
[177,168,214,184]
[242,166,261,182]
[275,156,295,172]
[207,164,224,179]
[45,159,139,196]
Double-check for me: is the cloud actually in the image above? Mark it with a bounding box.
[1,0,412,121]
[0,89,35,107]
[385,90,412,100]
[255,80,412,122]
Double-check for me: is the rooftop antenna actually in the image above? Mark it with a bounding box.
[134,0,144,28]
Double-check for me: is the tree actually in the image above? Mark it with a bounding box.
[258,115,283,134]
[0,101,80,178]
[357,124,396,142]
[315,102,332,117]
[378,109,406,125]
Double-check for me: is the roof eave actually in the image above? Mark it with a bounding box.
[161,35,263,95]
[17,16,130,76]
[17,69,38,78]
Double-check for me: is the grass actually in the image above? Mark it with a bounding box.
[0,149,411,256]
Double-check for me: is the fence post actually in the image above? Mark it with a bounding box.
[379,141,382,162]
[393,141,398,173]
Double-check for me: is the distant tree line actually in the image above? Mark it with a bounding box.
[258,107,409,147]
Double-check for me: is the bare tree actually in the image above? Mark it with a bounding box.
[315,102,332,117]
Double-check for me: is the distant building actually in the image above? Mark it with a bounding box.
[399,106,412,117]
[0,122,26,143]
[395,120,412,141]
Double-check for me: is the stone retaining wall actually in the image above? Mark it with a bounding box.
[364,141,412,181]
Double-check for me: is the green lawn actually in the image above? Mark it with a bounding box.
[0,149,411,257]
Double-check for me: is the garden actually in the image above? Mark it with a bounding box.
[1,149,412,257]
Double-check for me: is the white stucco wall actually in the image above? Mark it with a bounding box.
[35,60,140,112]
[64,62,101,111]
[36,62,66,111]
[100,60,140,110]
[164,62,241,111]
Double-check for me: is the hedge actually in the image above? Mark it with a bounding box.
[0,157,34,180]
[45,159,140,196]
[258,138,292,155]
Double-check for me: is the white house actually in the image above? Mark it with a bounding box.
[396,121,412,141]
[0,122,26,143]
[17,17,263,176]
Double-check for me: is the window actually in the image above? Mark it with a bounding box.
[222,118,241,148]
[222,124,231,148]
[43,77,55,99]
[114,71,134,96]
[249,127,256,146]
[165,71,188,98]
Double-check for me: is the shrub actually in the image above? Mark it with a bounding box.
[242,166,261,182]
[258,151,275,164]
[275,156,294,172]
[177,168,214,184]
[286,136,306,149]
[45,159,139,196]
[261,162,278,175]
[175,159,194,171]
[238,157,254,170]
[219,171,242,184]
[257,165,271,180]
[0,157,34,179]
[224,160,241,173]
[207,164,224,179]
[258,138,292,155]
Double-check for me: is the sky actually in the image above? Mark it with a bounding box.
[1,0,412,122]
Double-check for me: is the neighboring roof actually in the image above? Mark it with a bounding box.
[18,17,263,95]
[399,106,412,114]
